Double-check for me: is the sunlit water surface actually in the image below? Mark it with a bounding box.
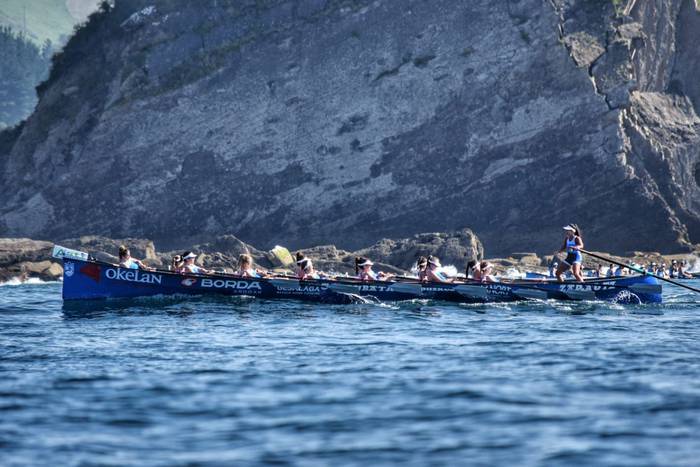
[1,282,699,466]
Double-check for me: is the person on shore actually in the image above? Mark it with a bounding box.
[555,224,584,282]
[425,256,450,283]
[416,256,429,281]
[236,254,263,278]
[118,245,154,271]
[295,253,320,280]
[180,252,213,275]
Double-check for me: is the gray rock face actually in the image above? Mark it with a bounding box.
[0,228,483,280]
[355,228,483,271]
[0,0,699,256]
[0,238,60,281]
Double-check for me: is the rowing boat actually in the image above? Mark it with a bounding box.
[60,257,663,305]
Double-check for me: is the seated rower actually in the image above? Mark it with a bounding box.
[466,260,478,280]
[355,257,392,281]
[180,251,213,275]
[416,256,428,281]
[595,264,604,278]
[679,260,692,279]
[467,260,484,281]
[170,255,183,272]
[296,252,320,280]
[425,256,450,283]
[236,254,264,278]
[118,245,154,271]
[479,261,498,283]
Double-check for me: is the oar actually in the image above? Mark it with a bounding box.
[580,249,700,294]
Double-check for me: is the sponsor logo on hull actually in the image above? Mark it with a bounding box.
[181,278,197,287]
[559,283,613,292]
[276,285,324,294]
[201,278,262,292]
[359,285,389,292]
[105,268,162,284]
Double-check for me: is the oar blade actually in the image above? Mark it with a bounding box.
[629,283,663,295]
[454,284,489,300]
[513,288,549,301]
[387,282,422,296]
[563,289,597,301]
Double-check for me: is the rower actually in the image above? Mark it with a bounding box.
[679,260,692,279]
[180,252,213,275]
[555,224,584,282]
[236,254,262,278]
[466,260,478,280]
[118,245,154,271]
[470,261,484,281]
[479,261,498,283]
[170,255,183,272]
[425,256,450,283]
[595,264,604,278]
[355,257,378,280]
[296,253,320,280]
[355,257,392,281]
[416,256,428,281]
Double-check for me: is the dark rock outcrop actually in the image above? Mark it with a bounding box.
[0,238,60,281]
[355,228,483,271]
[0,228,483,281]
[0,0,699,256]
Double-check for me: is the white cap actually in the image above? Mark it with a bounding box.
[183,252,197,260]
[563,225,576,231]
[358,259,374,266]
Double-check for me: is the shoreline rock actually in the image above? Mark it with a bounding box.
[0,229,485,282]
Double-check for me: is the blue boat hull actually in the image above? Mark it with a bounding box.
[61,259,663,305]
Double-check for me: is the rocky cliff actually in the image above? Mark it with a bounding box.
[0,228,483,282]
[0,0,699,256]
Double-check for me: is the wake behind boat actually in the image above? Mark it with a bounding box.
[60,256,663,305]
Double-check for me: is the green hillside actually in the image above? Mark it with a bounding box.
[0,0,76,46]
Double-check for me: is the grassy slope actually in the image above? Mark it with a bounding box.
[0,0,76,45]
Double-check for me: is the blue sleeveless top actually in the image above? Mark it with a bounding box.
[121,258,139,270]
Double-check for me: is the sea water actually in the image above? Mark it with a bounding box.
[1,282,699,466]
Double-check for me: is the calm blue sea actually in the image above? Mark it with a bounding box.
[1,281,699,466]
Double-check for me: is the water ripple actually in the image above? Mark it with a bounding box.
[0,282,699,465]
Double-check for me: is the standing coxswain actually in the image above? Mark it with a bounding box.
[555,224,584,282]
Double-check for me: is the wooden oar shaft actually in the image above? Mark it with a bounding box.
[580,249,700,294]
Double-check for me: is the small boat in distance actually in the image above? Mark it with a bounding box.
[60,257,663,305]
